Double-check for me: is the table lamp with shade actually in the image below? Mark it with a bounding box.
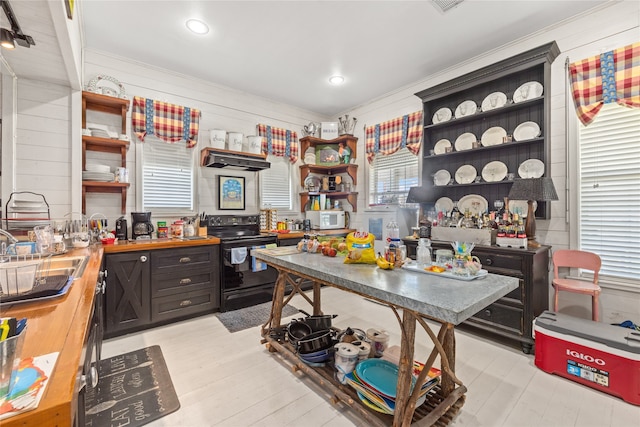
[507,177,558,248]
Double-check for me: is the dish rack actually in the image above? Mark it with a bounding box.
[4,192,51,234]
[0,246,53,297]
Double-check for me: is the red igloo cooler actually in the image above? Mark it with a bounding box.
[534,310,640,405]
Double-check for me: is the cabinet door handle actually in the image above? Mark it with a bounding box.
[484,309,492,317]
[179,278,192,285]
[140,255,148,263]
[80,365,99,391]
[180,300,192,307]
[484,258,493,265]
[179,257,192,263]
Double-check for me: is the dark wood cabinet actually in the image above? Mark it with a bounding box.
[403,239,549,353]
[105,251,151,338]
[104,245,220,338]
[414,42,559,220]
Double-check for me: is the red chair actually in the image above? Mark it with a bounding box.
[552,249,602,321]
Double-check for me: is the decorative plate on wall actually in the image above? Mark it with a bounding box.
[433,169,451,186]
[432,108,452,124]
[513,121,541,141]
[455,164,477,184]
[481,92,508,111]
[454,132,476,151]
[433,139,452,155]
[513,81,543,103]
[481,126,507,146]
[481,161,508,182]
[454,100,478,119]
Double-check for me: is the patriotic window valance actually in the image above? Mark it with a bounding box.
[257,123,299,163]
[132,96,201,147]
[569,41,640,126]
[365,111,423,164]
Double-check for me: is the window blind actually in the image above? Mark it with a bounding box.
[579,103,640,282]
[260,156,292,210]
[142,136,195,212]
[369,148,419,206]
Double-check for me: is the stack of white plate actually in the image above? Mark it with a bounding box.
[83,171,115,182]
[85,163,111,173]
[90,128,111,138]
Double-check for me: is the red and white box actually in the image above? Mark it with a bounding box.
[534,311,640,405]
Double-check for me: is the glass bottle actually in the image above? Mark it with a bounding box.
[417,238,432,267]
[460,209,475,228]
[386,220,399,243]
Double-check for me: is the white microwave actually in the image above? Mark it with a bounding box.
[306,210,345,230]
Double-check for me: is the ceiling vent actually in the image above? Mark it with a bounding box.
[431,0,464,13]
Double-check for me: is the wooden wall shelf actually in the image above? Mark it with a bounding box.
[81,91,131,214]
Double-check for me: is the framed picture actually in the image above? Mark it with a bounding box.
[218,176,245,210]
[315,144,341,166]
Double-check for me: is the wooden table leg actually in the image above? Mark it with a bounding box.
[270,272,287,330]
[440,324,456,396]
[394,310,416,427]
[312,281,322,315]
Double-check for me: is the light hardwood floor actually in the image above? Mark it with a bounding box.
[102,287,640,427]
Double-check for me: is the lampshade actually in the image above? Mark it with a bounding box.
[0,28,15,49]
[405,186,432,203]
[508,177,559,201]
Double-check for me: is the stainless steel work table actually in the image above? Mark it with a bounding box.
[253,249,519,427]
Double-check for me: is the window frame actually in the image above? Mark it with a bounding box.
[259,155,294,212]
[570,102,640,289]
[136,135,198,216]
[367,147,421,209]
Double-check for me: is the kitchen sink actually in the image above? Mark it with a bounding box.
[41,255,89,281]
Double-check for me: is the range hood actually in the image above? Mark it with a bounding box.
[202,148,271,172]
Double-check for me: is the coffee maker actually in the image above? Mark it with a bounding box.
[131,212,154,240]
[115,216,128,240]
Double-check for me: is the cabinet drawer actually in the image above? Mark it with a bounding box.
[474,251,523,275]
[152,246,215,272]
[152,270,216,298]
[151,289,218,323]
[469,302,523,335]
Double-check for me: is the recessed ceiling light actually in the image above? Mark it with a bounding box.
[329,75,345,85]
[186,19,209,35]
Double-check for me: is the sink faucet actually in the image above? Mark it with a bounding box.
[0,229,19,245]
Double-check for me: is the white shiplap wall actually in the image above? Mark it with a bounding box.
[345,0,640,322]
[80,50,328,224]
[4,1,638,322]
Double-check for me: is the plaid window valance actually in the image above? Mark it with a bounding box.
[569,41,640,126]
[257,124,299,163]
[365,111,423,164]
[132,96,201,147]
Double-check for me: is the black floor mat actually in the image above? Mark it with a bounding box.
[85,346,180,427]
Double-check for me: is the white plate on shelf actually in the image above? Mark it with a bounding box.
[481,92,508,111]
[454,100,478,119]
[481,161,508,182]
[455,165,477,184]
[513,121,541,141]
[433,169,451,186]
[481,126,507,146]
[435,197,454,213]
[510,200,538,217]
[454,132,476,151]
[458,194,488,215]
[432,108,452,124]
[518,159,545,178]
[433,139,452,155]
[513,81,543,103]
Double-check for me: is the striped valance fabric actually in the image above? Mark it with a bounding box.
[364,111,423,164]
[257,124,299,163]
[569,42,640,126]
[132,96,201,147]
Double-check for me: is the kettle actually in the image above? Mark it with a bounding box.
[115,216,128,240]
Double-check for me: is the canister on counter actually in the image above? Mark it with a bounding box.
[157,221,168,238]
[171,220,184,238]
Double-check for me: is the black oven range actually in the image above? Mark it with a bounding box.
[206,214,278,312]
